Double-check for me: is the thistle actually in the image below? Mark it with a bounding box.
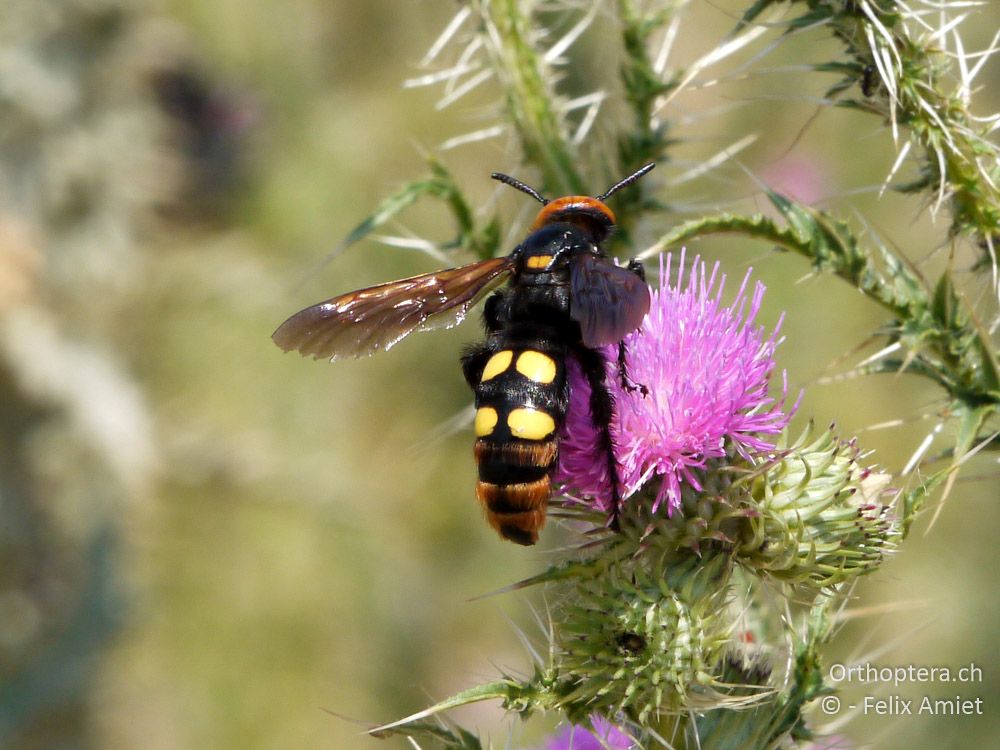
[554,253,791,515]
[555,554,733,723]
[354,1,997,748]
[541,716,634,750]
[372,260,898,747]
[735,428,898,588]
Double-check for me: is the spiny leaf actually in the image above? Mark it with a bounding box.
[369,681,516,737]
[339,157,500,262]
[644,192,999,497]
[486,0,583,195]
[370,719,483,749]
[953,404,993,461]
[972,330,1000,396]
[341,177,451,251]
[931,271,959,331]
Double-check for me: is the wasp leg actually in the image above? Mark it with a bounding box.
[461,343,493,388]
[574,345,623,532]
[617,258,649,396]
[481,289,509,334]
[626,258,646,281]
[617,340,648,396]
[463,289,510,387]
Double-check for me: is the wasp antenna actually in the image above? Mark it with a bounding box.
[491,172,548,205]
[596,162,656,202]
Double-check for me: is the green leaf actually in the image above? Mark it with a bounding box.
[341,177,449,250]
[972,327,1000,396]
[371,720,483,749]
[953,404,992,460]
[369,680,516,738]
[734,0,783,31]
[931,271,957,328]
[333,157,500,265]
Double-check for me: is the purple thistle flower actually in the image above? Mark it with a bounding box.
[543,716,634,750]
[554,252,791,514]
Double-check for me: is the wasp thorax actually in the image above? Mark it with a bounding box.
[530,196,616,242]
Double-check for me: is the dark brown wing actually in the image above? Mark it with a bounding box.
[273,257,514,360]
[569,254,651,347]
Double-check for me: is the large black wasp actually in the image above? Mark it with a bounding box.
[273,163,655,544]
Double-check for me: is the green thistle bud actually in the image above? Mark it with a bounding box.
[734,428,898,588]
[606,464,751,558]
[554,553,732,723]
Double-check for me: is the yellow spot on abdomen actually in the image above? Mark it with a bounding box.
[480,350,513,382]
[516,350,557,384]
[475,407,499,437]
[507,407,556,441]
[525,255,553,270]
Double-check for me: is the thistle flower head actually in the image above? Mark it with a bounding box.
[735,428,899,588]
[556,555,733,723]
[543,716,633,750]
[565,426,899,590]
[554,253,791,514]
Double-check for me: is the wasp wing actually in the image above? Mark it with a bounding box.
[569,254,650,348]
[273,257,514,360]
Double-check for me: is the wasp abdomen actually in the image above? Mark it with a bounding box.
[475,473,552,546]
[468,347,567,545]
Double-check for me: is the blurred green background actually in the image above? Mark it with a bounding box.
[1,1,998,748]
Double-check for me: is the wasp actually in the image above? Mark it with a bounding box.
[273,163,655,545]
